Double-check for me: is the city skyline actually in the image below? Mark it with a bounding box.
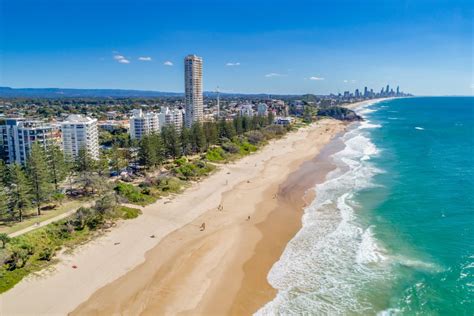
[1,0,472,96]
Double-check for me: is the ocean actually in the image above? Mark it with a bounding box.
[257,97,474,315]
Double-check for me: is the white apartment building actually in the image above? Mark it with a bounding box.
[0,118,61,165]
[129,109,160,140]
[159,107,184,131]
[257,103,268,116]
[61,114,99,160]
[239,104,254,117]
[184,54,204,128]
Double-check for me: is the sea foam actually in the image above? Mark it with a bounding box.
[256,104,390,315]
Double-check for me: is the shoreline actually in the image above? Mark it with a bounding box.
[71,119,347,315]
[0,99,381,315]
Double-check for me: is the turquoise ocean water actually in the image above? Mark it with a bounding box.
[257,97,473,315]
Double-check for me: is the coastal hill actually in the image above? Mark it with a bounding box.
[0,87,297,99]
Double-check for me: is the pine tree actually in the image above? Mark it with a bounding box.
[0,183,10,220]
[191,123,207,153]
[0,160,9,185]
[9,163,31,222]
[203,122,219,146]
[26,143,53,215]
[47,144,69,191]
[110,145,128,173]
[138,133,164,169]
[233,116,243,135]
[267,111,275,125]
[162,126,182,158]
[97,152,110,177]
[75,147,96,173]
[180,127,193,156]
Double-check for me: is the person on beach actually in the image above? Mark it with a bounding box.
[200,222,206,231]
[247,216,251,221]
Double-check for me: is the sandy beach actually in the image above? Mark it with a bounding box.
[0,118,346,316]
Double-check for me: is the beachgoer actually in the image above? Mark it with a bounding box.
[200,222,206,231]
[247,216,251,221]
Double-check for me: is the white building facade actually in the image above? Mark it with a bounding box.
[129,109,160,140]
[0,118,61,165]
[61,115,99,160]
[257,103,268,116]
[159,107,184,131]
[184,54,204,128]
[239,104,254,117]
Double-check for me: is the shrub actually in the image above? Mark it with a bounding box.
[245,130,264,145]
[114,183,156,206]
[155,176,183,194]
[116,206,141,219]
[205,147,226,162]
[38,247,54,261]
[222,142,240,154]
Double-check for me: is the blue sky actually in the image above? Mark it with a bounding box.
[1,0,472,95]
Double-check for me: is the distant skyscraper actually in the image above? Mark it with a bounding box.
[364,86,368,97]
[386,84,390,95]
[184,54,204,128]
[396,86,400,96]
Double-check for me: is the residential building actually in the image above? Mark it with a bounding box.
[257,103,268,116]
[129,109,160,140]
[184,54,204,127]
[0,118,61,165]
[239,104,254,117]
[159,107,184,131]
[61,114,99,160]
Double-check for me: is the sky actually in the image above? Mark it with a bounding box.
[0,0,472,96]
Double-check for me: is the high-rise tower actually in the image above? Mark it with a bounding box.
[184,54,203,128]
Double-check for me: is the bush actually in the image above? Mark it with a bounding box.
[116,206,141,219]
[38,247,54,261]
[245,130,265,145]
[237,141,257,155]
[173,160,216,181]
[222,142,240,154]
[155,176,183,194]
[206,147,226,162]
[114,183,156,206]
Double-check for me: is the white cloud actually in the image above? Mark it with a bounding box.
[163,61,173,66]
[309,76,324,81]
[351,79,357,83]
[226,62,241,66]
[265,73,284,78]
[343,79,348,83]
[113,54,130,64]
[138,56,152,61]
